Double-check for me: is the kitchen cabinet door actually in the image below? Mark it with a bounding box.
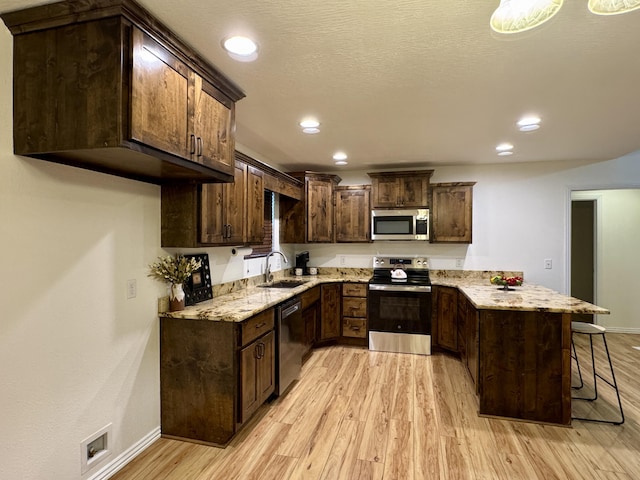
[246,166,265,244]
[434,286,458,352]
[200,160,247,244]
[319,284,341,341]
[431,183,475,243]
[368,170,433,208]
[131,28,191,160]
[132,29,235,176]
[280,172,340,244]
[307,179,334,242]
[239,330,275,423]
[193,75,235,174]
[334,186,371,242]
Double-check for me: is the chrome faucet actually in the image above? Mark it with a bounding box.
[264,250,288,283]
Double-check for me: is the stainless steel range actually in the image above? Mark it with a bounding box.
[368,256,432,355]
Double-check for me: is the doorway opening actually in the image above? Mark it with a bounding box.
[571,199,596,324]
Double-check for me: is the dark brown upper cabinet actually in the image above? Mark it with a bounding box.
[1,0,244,185]
[280,172,341,243]
[334,185,371,242]
[430,182,475,243]
[368,170,434,208]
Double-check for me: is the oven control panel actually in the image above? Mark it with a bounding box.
[372,257,429,269]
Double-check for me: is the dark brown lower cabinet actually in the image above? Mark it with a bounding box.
[319,284,341,342]
[160,308,275,446]
[239,330,275,423]
[300,286,321,359]
[434,286,459,352]
[477,309,571,425]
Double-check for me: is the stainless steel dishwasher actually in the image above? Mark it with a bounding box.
[275,296,304,396]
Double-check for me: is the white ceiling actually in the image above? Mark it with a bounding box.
[2,0,640,172]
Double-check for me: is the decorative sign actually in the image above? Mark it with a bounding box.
[184,253,213,306]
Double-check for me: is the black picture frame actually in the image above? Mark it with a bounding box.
[184,253,213,306]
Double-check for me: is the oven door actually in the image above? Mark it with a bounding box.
[368,284,432,355]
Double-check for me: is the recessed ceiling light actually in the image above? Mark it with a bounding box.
[299,119,320,129]
[517,115,541,131]
[333,151,348,161]
[222,36,258,62]
[496,143,514,152]
[335,160,348,166]
[302,127,320,134]
[498,151,513,156]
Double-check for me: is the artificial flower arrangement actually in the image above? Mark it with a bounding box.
[490,275,523,290]
[148,254,202,310]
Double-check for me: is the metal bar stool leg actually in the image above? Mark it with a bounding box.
[571,337,584,390]
[571,322,625,425]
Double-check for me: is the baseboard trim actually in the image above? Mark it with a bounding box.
[88,426,161,480]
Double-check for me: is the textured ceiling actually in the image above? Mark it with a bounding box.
[2,0,640,171]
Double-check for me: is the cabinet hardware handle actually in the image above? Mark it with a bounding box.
[254,344,260,359]
[255,322,266,329]
[197,137,203,157]
[190,134,196,155]
[352,326,361,331]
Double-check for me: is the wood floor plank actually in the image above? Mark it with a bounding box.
[357,379,393,464]
[383,419,413,480]
[112,333,640,480]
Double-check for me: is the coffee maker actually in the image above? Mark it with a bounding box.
[295,251,310,275]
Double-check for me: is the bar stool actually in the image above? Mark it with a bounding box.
[570,321,624,425]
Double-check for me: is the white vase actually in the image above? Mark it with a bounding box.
[169,283,185,311]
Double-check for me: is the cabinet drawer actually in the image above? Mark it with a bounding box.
[343,297,367,317]
[300,286,321,310]
[342,283,367,297]
[240,309,274,346]
[343,318,367,338]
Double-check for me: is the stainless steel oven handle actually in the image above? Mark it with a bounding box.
[368,284,432,293]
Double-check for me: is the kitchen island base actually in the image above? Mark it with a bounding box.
[477,309,571,426]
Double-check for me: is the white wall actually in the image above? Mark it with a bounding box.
[0,27,165,480]
[572,190,640,331]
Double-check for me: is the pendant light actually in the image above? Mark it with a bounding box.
[490,0,564,34]
[588,0,640,15]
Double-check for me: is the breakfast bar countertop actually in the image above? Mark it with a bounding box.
[456,283,610,315]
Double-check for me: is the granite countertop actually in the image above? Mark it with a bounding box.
[160,269,609,322]
[457,284,610,315]
[160,272,369,322]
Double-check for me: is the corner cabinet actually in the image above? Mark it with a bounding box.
[334,185,371,242]
[1,0,243,185]
[280,172,341,243]
[368,170,433,208]
[430,182,475,243]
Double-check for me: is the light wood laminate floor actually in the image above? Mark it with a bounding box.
[112,333,640,480]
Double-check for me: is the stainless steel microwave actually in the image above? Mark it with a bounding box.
[371,209,429,241]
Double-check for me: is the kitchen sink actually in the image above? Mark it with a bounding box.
[258,280,308,289]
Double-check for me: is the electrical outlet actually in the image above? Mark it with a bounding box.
[339,255,346,266]
[126,279,137,299]
[544,259,552,270]
[455,258,464,268]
